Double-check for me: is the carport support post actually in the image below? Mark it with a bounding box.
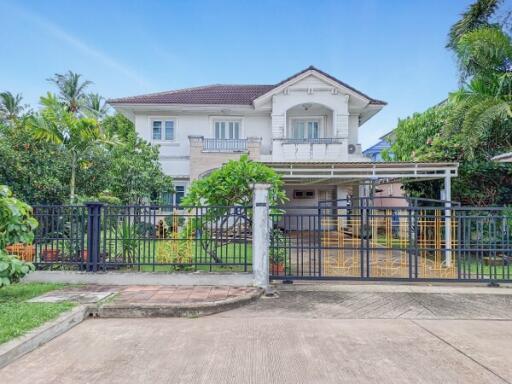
[251,183,271,292]
[443,171,452,267]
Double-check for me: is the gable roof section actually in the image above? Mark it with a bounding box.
[255,65,386,106]
[108,66,386,106]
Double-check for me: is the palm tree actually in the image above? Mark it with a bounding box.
[85,93,110,120]
[446,26,512,159]
[29,93,103,202]
[47,71,92,114]
[0,91,24,122]
[447,0,502,51]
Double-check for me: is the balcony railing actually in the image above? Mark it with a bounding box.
[276,137,344,145]
[203,138,248,152]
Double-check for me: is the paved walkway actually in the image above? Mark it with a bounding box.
[30,284,259,305]
[3,284,512,383]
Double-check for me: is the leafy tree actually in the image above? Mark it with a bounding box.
[0,91,24,123]
[182,154,287,208]
[102,113,135,141]
[182,155,286,263]
[47,71,92,113]
[109,132,173,204]
[0,122,69,204]
[28,93,107,203]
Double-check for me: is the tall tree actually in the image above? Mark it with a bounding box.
[0,92,24,123]
[29,93,105,202]
[47,71,92,114]
[85,93,110,121]
[447,0,502,51]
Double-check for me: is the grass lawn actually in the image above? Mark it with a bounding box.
[124,242,253,272]
[0,283,74,344]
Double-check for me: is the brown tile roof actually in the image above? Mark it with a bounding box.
[108,66,386,106]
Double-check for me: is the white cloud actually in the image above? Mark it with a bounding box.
[3,1,152,89]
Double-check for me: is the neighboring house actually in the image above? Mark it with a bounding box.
[362,135,391,161]
[109,66,457,209]
[363,132,406,207]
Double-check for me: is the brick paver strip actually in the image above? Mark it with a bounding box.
[109,285,258,306]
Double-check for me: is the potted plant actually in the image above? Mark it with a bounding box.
[270,229,287,274]
[40,248,60,262]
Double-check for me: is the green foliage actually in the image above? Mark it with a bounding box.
[181,156,286,263]
[0,251,35,287]
[108,129,173,204]
[382,104,451,162]
[0,93,171,205]
[387,1,512,206]
[102,113,134,140]
[270,229,288,264]
[182,154,287,208]
[0,122,69,204]
[0,91,24,123]
[447,0,502,51]
[0,185,38,250]
[0,185,37,286]
[47,71,92,113]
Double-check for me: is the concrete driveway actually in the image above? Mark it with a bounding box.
[2,284,512,384]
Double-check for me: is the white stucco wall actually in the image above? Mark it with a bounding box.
[122,72,382,180]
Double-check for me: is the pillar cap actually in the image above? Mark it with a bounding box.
[251,183,272,190]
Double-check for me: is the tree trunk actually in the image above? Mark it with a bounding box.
[70,152,77,203]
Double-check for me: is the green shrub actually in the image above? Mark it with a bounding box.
[0,250,35,287]
[0,185,38,286]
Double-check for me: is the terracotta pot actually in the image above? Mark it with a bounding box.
[41,249,60,262]
[270,262,285,274]
[80,250,88,262]
[5,243,35,262]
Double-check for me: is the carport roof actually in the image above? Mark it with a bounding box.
[262,161,458,184]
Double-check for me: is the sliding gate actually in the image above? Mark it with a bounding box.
[269,197,512,282]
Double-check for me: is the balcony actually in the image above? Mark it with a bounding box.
[203,138,248,152]
[272,137,354,162]
[188,136,262,180]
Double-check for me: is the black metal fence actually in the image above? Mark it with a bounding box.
[31,203,252,272]
[17,198,512,283]
[270,198,512,282]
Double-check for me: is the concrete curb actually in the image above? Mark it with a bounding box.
[23,271,254,287]
[277,283,512,295]
[0,305,89,369]
[95,288,263,318]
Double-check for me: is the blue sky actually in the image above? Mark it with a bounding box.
[0,0,473,148]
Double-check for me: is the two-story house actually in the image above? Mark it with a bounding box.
[109,66,458,208]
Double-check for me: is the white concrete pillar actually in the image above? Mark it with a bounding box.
[251,183,271,291]
[443,171,452,267]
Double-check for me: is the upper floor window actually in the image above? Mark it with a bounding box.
[152,119,175,141]
[214,120,240,139]
[291,119,320,139]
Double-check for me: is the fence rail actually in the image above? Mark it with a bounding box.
[30,204,252,272]
[270,200,512,282]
